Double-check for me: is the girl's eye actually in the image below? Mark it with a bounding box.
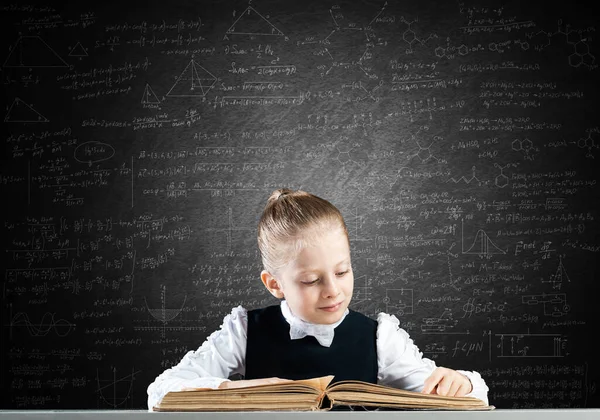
[301,270,349,284]
[302,279,319,285]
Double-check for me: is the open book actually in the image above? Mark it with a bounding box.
[153,376,494,412]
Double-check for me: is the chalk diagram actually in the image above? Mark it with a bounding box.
[342,205,372,244]
[352,274,372,305]
[447,166,489,186]
[575,127,599,159]
[224,4,287,40]
[421,308,459,334]
[495,331,567,358]
[405,126,447,164]
[95,367,141,408]
[541,256,571,290]
[136,286,203,339]
[205,207,255,252]
[68,42,88,59]
[165,59,217,97]
[396,16,438,54]
[332,140,368,176]
[494,163,510,188]
[522,292,570,317]
[4,98,49,123]
[141,83,160,105]
[461,219,506,258]
[7,304,75,339]
[297,3,387,79]
[526,19,596,69]
[383,288,414,316]
[3,35,70,68]
[512,137,539,161]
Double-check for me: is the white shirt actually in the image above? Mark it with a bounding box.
[147,302,489,410]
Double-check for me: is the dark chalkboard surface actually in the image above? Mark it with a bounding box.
[1,0,599,410]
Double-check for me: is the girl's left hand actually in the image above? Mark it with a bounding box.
[421,367,472,397]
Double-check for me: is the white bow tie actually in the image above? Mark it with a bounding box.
[281,301,348,347]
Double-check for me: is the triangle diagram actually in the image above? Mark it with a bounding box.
[225,6,284,36]
[141,83,160,104]
[69,42,88,57]
[3,36,69,68]
[4,98,49,123]
[552,259,571,283]
[166,60,216,97]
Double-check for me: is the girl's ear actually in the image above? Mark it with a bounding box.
[261,270,285,299]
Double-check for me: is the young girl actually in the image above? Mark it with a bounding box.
[147,188,489,410]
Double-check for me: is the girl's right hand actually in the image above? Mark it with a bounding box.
[218,377,292,389]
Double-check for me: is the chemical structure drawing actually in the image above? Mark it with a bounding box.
[461,219,506,258]
[493,163,518,188]
[434,37,472,59]
[447,166,489,186]
[398,16,438,54]
[297,3,388,79]
[575,127,599,158]
[495,331,567,358]
[405,126,447,164]
[165,58,217,98]
[511,137,539,160]
[341,80,384,102]
[95,367,141,408]
[487,39,530,53]
[334,139,367,174]
[526,19,597,69]
[224,3,287,40]
[3,35,70,68]
[494,163,509,188]
[4,98,49,123]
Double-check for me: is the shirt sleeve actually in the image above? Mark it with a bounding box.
[376,312,489,405]
[146,306,248,411]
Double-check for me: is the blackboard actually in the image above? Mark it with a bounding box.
[1,0,599,409]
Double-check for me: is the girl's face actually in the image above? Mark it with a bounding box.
[261,226,354,325]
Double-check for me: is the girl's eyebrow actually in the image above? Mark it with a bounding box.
[297,258,350,274]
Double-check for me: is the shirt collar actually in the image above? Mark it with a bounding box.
[280,300,349,347]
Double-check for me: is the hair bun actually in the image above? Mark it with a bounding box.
[269,188,293,203]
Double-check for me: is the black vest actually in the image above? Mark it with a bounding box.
[245,305,378,384]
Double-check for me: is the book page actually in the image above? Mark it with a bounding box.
[177,375,334,394]
[326,380,491,409]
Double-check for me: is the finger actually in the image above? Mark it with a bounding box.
[435,375,453,396]
[447,377,462,397]
[456,380,471,397]
[422,368,444,394]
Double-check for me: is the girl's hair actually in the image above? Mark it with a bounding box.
[257,188,349,274]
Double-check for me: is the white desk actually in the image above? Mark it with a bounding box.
[1,410,599,420]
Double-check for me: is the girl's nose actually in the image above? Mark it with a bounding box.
[321,275,340,298]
